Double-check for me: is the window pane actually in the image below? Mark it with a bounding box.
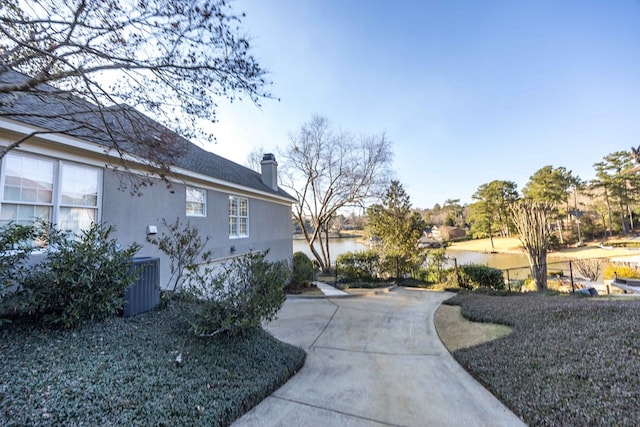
[186,187,204,203]
[0,203,51,226]
[3,154,54,203]
[229,217,237,236]
[186,187,206,216]
[239,198,247,216]
[186,202,204,216]
[58,207,96,235]
[239,218,247,236]
[61,163,98,206]
[229,197,237,216]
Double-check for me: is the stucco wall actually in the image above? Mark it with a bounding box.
[101,170,293,290]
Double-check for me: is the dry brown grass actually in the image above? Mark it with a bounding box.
[449,237,637,260]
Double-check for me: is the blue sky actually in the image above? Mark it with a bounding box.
[209,0,640,209]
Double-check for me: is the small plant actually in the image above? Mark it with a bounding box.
[291,251,314,286]
[425,248,449,283]
[20,223,141,328]
[146,217,212,291]
[187,251,288,337]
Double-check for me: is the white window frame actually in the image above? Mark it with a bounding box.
[0,152,102,235]
[186,186,207,217]
[228,195,249,238]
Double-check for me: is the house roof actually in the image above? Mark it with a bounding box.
[0,68,294,201]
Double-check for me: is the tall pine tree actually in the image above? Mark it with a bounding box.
[367,181,426,281]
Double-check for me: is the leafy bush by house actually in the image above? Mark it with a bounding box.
[146,217,212,291]
[291,251,314,286]
[336,250,380,282]
[0,223,40,322]
[18,223,141,328]
[187,251,288,337]
[447,264,505,290]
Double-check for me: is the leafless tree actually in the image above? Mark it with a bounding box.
[245,145,266,172]
[281,115,392,270]
[510,200,555,292]
[0,0,269,193]
[573,258,604,282]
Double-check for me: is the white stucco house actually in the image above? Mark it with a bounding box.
[0,68,294,289]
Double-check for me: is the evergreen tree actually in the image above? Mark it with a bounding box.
[367,181,426,281]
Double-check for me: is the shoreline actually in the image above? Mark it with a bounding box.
[448,237,639,260]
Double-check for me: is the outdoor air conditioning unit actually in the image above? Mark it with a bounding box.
[123,257,160,318]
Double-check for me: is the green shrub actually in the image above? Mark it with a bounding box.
[188,251,288,337]
[336,250,380,282]
[603,263,640,280]
[291,251,314,286]
[447,264,505,290]
[20,223,141,328]
[146,217,212,291]
[0,223,40,322]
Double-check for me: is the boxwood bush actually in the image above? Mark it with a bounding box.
[447,264,505,290]
[291,251,315,286]
[336,250,380,282]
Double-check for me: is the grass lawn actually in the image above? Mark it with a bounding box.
[0,300,305,426]
[445,292,640,426]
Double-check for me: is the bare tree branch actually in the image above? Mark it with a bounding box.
[281,115,392,270]
[0,0,270,193]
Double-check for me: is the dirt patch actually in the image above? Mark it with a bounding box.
[434,305,512,352]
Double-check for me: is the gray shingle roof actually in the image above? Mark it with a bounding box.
[0,68,293,201]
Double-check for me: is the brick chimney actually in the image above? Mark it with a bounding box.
[260,153,278,191]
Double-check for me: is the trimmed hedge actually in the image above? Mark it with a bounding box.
[447,264,505,290]
[336,250,380,282]
[291,251,315,286]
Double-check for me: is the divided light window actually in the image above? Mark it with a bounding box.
[0,152,100,236]
[186,186,206,216]
[228,195,248,238]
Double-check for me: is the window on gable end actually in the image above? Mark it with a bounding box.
[186,186,206,217]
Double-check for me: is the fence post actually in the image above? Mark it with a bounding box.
[569,260,575,292]
[454,258,460,287]
[506,269,511,291]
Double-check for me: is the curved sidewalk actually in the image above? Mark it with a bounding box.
[233,288,525,427]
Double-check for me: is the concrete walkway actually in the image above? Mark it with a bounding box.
[313,280,348,296]
[233,288,525,427]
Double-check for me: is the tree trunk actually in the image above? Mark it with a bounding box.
[527,249,548,291]
[510,200,554,293]
[604,188,613,237]
[557,219,564,245]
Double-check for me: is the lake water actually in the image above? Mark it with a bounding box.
[293,237,571,279]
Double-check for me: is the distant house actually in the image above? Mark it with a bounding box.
[438,225,467,241]
[419,225,467,248]
[0,68,295,289]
